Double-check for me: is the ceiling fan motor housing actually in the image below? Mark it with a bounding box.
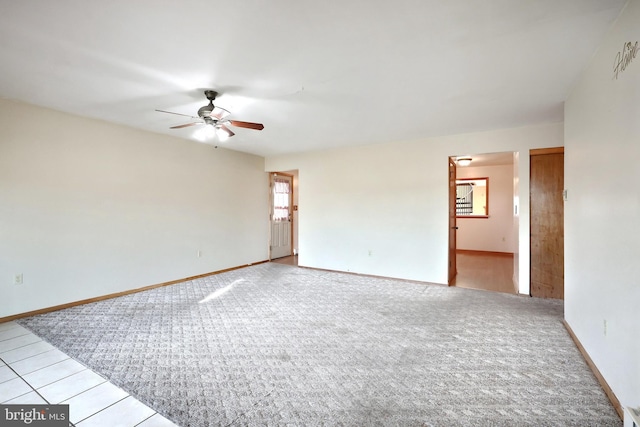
[198,103,214,117]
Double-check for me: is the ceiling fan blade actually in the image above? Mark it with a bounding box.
[211,107,231,120]
[156,109,199,119]
[229,120,264,131]
[170,122,201,129]
[219,124,235,138]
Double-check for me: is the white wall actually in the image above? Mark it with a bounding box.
[266,123,563,293]
[0,99,269,318]
[564,0,640,411]
[456,164,515,253]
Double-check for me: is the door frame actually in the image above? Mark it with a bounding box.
[269,172,294,260]
[447,151,519,290]
[448,157,457,284]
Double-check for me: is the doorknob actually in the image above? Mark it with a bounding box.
[451,226,459,229]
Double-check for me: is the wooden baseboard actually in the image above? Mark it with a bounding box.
[563,320,622,420]
[456,249,514,257]
[0,260,269,323]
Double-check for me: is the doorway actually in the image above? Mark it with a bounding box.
[270,173,293,259]
[448,152,518,294]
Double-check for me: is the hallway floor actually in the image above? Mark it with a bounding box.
[452,251,516,294]
[271,254,298,266]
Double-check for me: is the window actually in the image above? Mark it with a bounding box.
[273,177,291,221]
[456,178,488,217]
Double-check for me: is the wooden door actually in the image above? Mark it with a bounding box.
[448,157,457,284]
[530,148,564,299]
[270,173,293,259]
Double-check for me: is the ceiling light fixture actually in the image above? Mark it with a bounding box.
[216,127,230,142]
[457,157,472,167]
[193,125,216,142]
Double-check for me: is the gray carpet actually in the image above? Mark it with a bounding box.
[18,263,620,426]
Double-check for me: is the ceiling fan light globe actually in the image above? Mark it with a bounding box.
[193,125,216,142]
[216,127,230,142]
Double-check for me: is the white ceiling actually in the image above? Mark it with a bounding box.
[0,1,626,157]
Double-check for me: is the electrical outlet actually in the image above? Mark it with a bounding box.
[603,319,607,336]
[14,274,23,285]
[368,250,373,256]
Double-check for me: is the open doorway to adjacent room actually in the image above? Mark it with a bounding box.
[269,170,299,266]
[448,152,518,294]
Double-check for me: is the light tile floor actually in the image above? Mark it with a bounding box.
[0,321,178,427]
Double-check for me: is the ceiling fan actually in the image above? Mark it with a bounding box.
[156,90,264,140]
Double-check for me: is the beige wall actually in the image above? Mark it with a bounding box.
[0,99,269,318]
